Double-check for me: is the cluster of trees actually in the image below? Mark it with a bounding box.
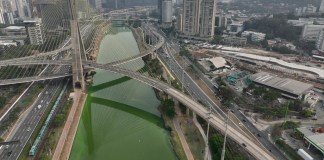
[53,99,72,127]
[179,47,193,61]
[255,104,288,119]
[209,133,247,160]
[0,96,7,109]
[244,16,301,42]
[272,46,299,54]
[161,99,176,118]
[147,59,163,76]
[244,84,281,102]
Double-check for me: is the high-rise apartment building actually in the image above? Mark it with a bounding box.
[24,18,44,45]
[162,0,172,24]
[316,29,324,52]
[199,0,216,37]
[319,0,324,13]
[182,0,199,36]
[181,0,216,38]
[3,12,14,24]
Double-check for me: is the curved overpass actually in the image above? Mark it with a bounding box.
[84,62,275,160]
[0,61,275,159]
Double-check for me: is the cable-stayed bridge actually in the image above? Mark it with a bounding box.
[0,0,277,159]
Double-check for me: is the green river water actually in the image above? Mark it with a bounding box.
[69,27,177,160]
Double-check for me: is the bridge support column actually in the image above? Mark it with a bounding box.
[186,107,190,116]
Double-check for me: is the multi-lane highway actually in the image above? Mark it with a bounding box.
[143,24,288,160]
[0,80,62,160]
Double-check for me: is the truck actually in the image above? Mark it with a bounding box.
[297,149,313,160]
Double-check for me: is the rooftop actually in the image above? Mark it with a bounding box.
[208,57,226,69]
[297,127,324,153]
[249,72,313,96]
[4,26,25,30]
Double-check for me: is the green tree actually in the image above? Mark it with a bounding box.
[53,114,65,127]
[211,35,223,44]
[301,109,312,117]
[133,19,141,28]
[263,89,280,102]
[0,96,6,109]
[162,99,176,118]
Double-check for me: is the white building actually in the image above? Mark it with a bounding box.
[316,29,324,52]
[242,31,266,42]
[2,26,26,35]
[162,0,172,24]
[227,22,243,35]
[24,18,44,45]
[302,24,324,41]
[295,5,317,16]
[0,40,17,47]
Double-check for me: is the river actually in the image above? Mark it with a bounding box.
[69,27,177,160]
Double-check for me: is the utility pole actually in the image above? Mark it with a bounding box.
[282,101,290,129]
[221,111,230,160]
[205,104,212,160]
[181,69,184,91]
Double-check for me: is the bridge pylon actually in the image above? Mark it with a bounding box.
[69,0,86,90]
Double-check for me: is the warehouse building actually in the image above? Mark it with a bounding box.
[297,127,324,156]
[249,72,313,99]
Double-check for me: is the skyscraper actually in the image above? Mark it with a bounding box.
[199,0,216,37]
[162,0,172,24]
[316,29,324,52]
[181,0,216,38]
[320,0,324,13]
[182,0,199,36]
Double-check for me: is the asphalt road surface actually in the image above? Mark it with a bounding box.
[0,80,62,160]
[145,24,288,160]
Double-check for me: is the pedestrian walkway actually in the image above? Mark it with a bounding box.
[173,105,194,160]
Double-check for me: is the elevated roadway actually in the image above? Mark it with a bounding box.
[83,62,275,160]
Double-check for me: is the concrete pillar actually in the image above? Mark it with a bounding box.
[308,142,311,149]
[186,107,190,116]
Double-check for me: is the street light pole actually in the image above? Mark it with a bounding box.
[181,69,184,91]
[221,111,229,160]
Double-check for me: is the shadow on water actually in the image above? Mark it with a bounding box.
[88,96,164,129]
[87,65,148,94]
[87,76,132,93]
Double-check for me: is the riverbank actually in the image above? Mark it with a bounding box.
[86,22,112,61]
[52,90,87,160]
